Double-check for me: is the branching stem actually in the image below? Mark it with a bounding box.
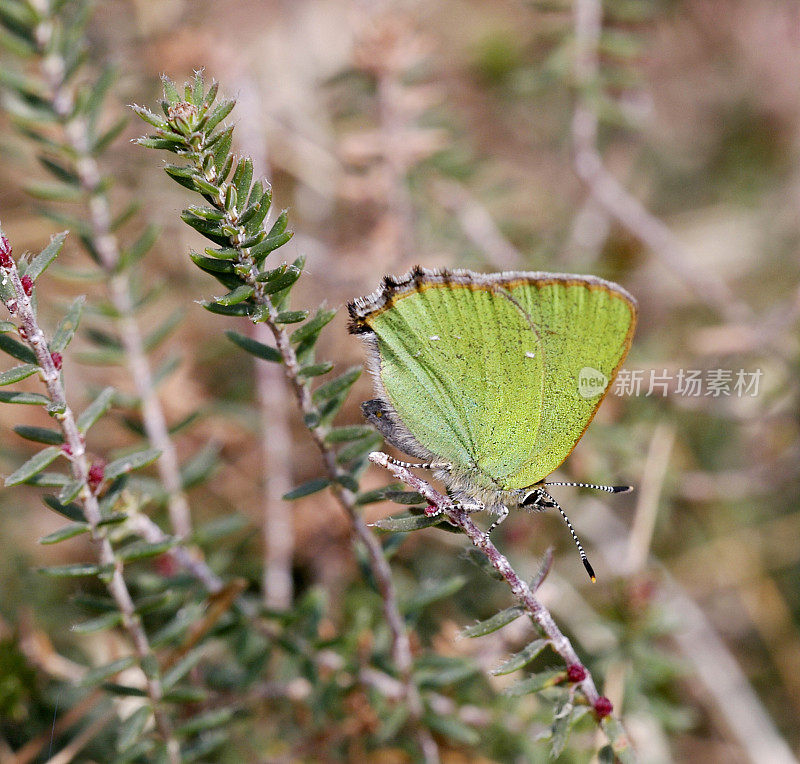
[570,0,751,325]
[0,232,180,764]
[370,451,635,758]
[30,9,195,541]
[175,125,438,762]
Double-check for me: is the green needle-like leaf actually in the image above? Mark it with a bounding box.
[117,707,152,752]
[43,495,86,522]
[131,103,168,129]
[117,537,175,562]
[491,639,550,675]
[311,366,361,403]
[190,251,236,273]
[58,479,83,504]
[274,310,308,324]
[404,575,466,612]
[40,563,107,578]
[26,231,67,281]
[105,448,161,480]
[371,513,443,532]
[0,334,37,364]
[215,284,254,306]
[290,308,336,345]
[250,229,293,262]
[201,300,254,317]
[0,390,49,405]
[50,295,85,352]
[383,490,426,505]
[551,701,588,758]
[256,264,301,293]
[324,425,375,443]
[161,648,205,690]
[76,386,115,433]
[203,98,235,133]
[0,363,38,385]
[460,605,526,638]
[161,76,181,105]
[179,442,220,489]
[225,330,282,363]
[38,522,90,544]
[71,611,124,635]
[13,425,63,444]
[298,362,333,378]
[5,445,61,486]
[283,478,331,500]
[143,308,183,352]
[120,223,159,269]
[81,656,137,686]
[354,483,406,505]
[425,715,480,747]
[25,181,83,201]
[176,708,236,737]
[504,669,564,696]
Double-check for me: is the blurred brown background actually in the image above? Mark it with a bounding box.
[1,1,799,761]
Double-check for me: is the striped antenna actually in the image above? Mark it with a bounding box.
[547,492,596,583]
[544,481,632,494]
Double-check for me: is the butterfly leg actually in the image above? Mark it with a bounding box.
[424,497,484,521]
[451,499,486,513]
[486,504,509,535]
[425,498,484,516]
[448,497,508,544]
[383,454,452,472]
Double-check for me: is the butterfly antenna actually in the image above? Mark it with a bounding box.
[544,481,632,494]
[547,492,596,583]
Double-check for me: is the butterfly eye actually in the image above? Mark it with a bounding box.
[520,490,541,507]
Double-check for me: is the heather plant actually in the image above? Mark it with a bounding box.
[131,72,635,760]
[0,4,638,749]
[2,1,796,763]
[0,79,634,760]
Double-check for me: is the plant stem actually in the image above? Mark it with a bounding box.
[266,333,438,762]
[30,9,194,540]
[369,453,597,690]
[179,136,437,762]
[234,77,295,610]
[128,512,223,593]
[370,451,636,758]
[0,233,180,764]
[254,325,295,609]
[570,0,751,325]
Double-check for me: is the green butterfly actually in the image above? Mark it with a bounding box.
[349,267,637,579]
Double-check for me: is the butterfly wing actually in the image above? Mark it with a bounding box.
[350,270,546,491]
[500,276,636,489]
[349,268,636,492]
